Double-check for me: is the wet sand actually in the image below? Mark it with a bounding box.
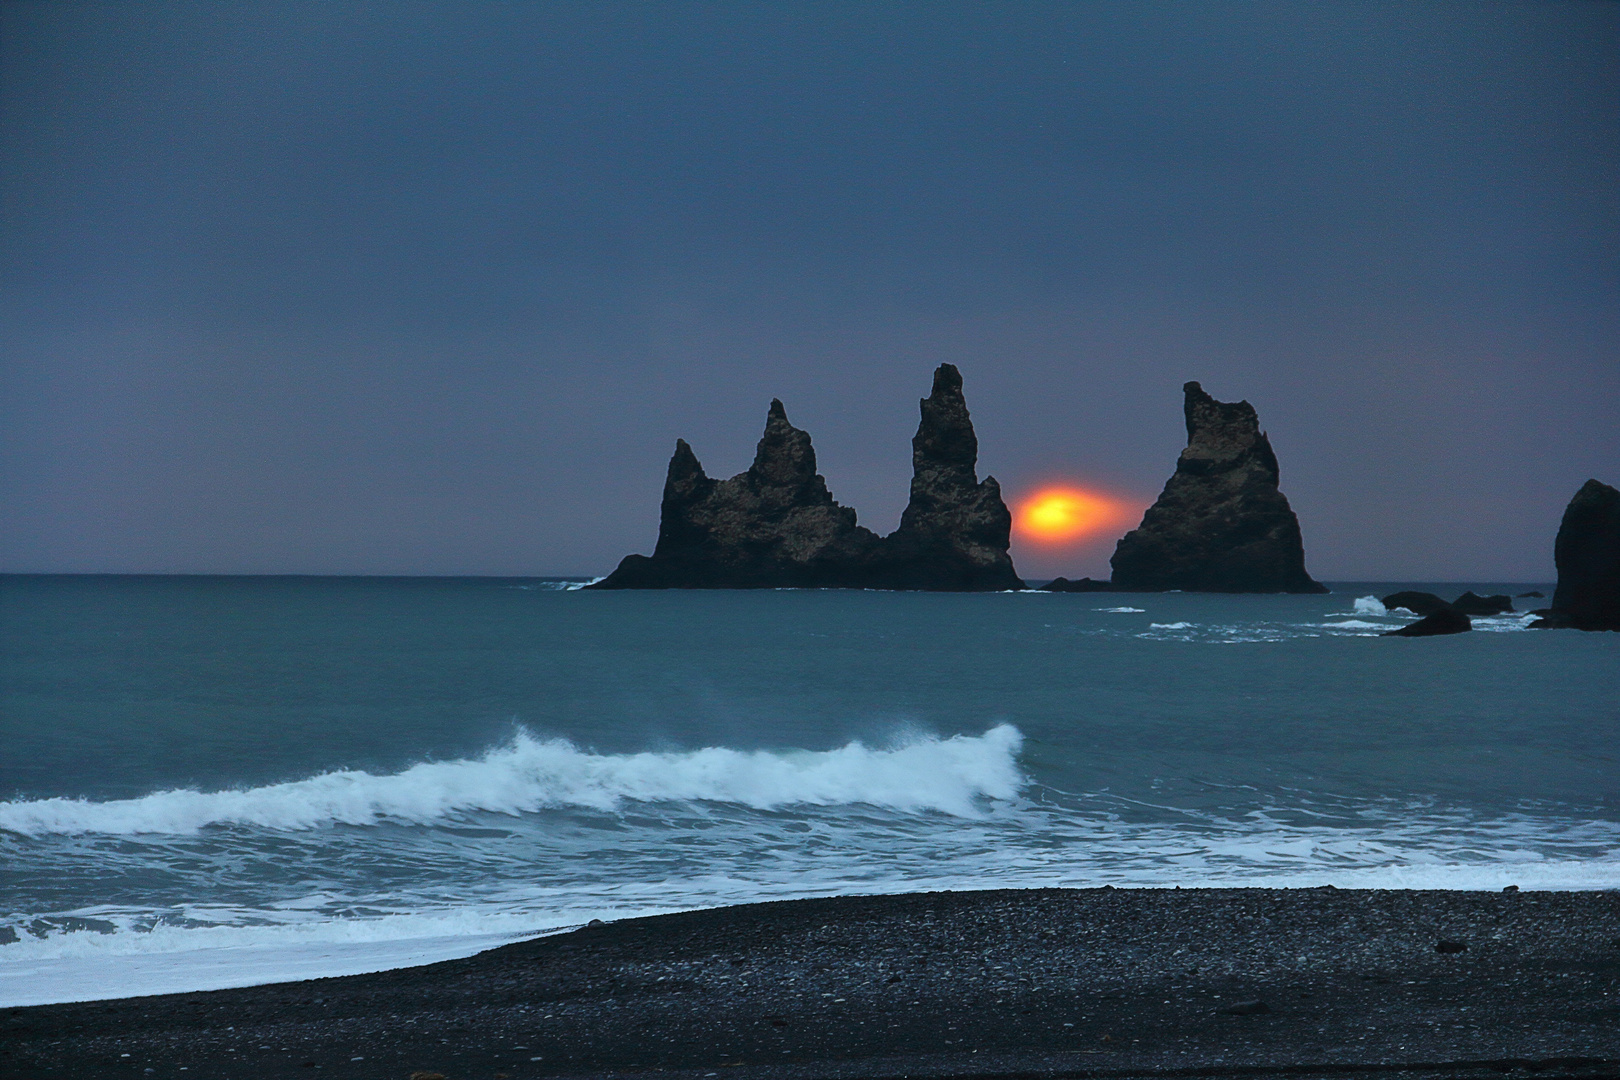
[4,888,1619,1080]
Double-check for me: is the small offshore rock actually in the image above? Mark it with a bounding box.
[1383,609,1472,637]
[1040,577,1120,592]
[1503,885,1520,893]
[1516,590,1544,598]
[1451,590,1514,615]
[1435,940,1468,954]
[1382,591,1452,616]
[1218,999,1271,1015]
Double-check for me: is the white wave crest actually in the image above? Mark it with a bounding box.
[0,726,1026,837]
[1353,596,1388,615]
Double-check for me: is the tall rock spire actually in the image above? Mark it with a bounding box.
[589,365,1023,590]
[881,364,1024,591]
[744,399,824,503]
[1109,382,1325,593]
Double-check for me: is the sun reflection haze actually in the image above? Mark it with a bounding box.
[1014,486,1136,545]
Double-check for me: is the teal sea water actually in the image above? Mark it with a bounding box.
[1,574,1615,1006]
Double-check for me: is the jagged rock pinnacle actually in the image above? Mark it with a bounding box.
[589,366,1022,590]
[1109,382,1325,593]
[882,364,1023,590]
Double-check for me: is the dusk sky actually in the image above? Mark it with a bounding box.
[2,1,1615,581]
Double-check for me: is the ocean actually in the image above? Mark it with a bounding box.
[1,574,1615,1008]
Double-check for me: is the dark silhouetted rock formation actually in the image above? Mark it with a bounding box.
[588,400,881,589]
[1384,590,1513,617]
[873,364,1023,591]
[1533,479,1620,631]
[1450,591,1513,616]
[1040,577,1122,593]
[1383,608,1472,637]
[589,366,1022,591]
[1109,383,1326,593]
[1382,591,1452,617]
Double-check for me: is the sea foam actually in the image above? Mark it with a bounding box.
[0,726,1026,836]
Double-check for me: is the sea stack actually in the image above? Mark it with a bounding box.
[589,365,1022,590]
[1110,382,1326,593]
[874,364,1024,591]
[588,400,881,589]
[1534,479,1620,631]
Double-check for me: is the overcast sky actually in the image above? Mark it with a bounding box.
[2,1,1615,580]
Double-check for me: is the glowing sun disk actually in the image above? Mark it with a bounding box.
[1016,487,1129,544]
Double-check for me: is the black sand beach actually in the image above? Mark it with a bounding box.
[5,888,1618,1080]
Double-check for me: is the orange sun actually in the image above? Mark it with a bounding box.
[1015,486,1134,545]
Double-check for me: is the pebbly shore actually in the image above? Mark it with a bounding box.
[4,888,1618,1080]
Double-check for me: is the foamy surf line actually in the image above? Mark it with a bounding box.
[0,726,1027,836]
[4,856,1618,1007]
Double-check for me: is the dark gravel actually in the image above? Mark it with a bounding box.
[4,887,1619,1080]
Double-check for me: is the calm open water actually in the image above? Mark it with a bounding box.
[1,574,1615,1005]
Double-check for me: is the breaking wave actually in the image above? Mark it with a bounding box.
[0,726,1026,836]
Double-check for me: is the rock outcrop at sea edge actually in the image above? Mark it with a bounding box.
[588,365,1023,590]
[1383,609,1472,637]
[1450,591,1513,616]
[1382,591,1452,617]
[1040,577,1122,593]
[1383,590,1513,617]
[1533,479,1620,631]
[1109,382,1327,593]
[588,400,882,589]
[872,364,1024,591]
